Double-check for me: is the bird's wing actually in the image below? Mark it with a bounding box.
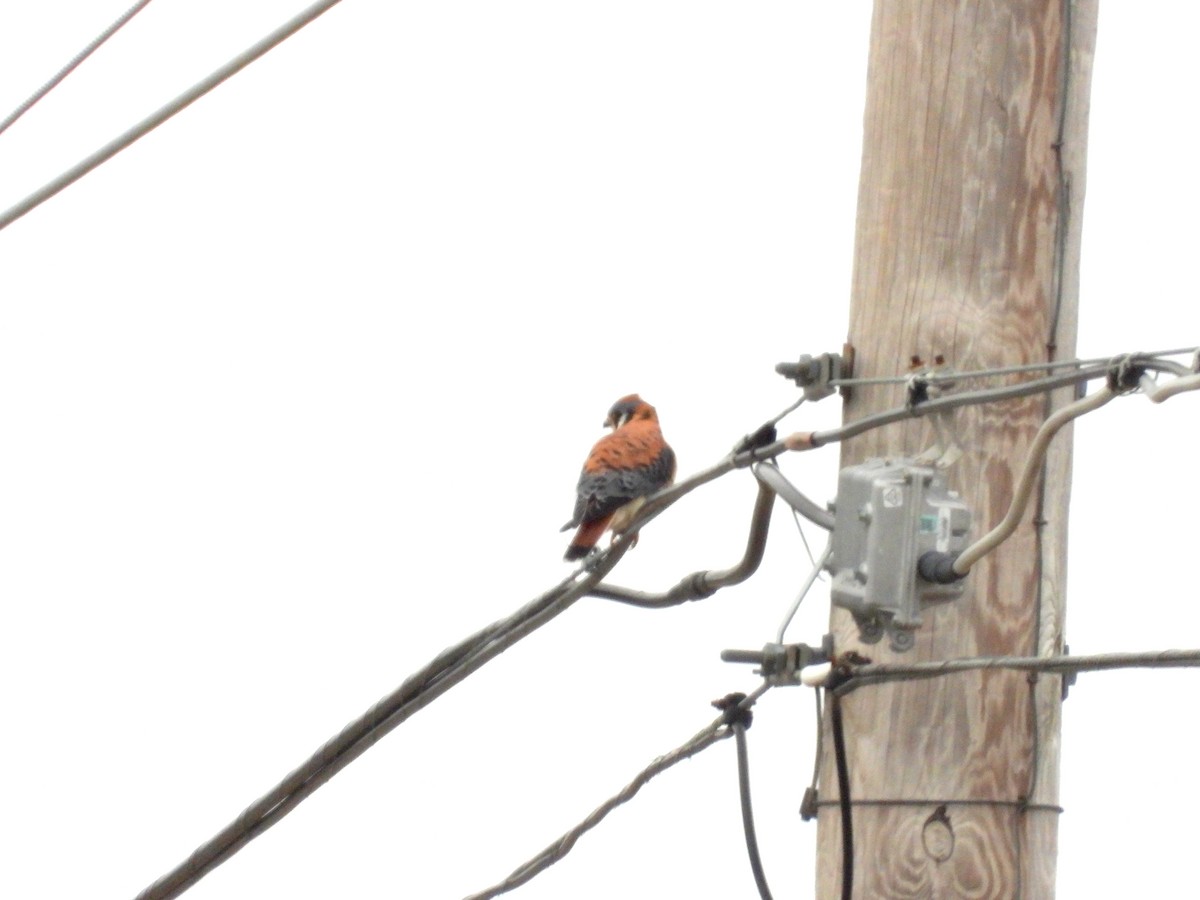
[561,443,675,530]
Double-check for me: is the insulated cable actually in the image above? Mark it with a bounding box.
[464,686,770,900]
[834,648,1200,695]
[801,688,823,820]
[775,538,833,644]
[0,0,155,138]
[950,384,1114,575]
[827,347,1198,387]
[828,686,853,900]
[755,363,1113,461]
[1139,370,1200,403]
[752,461,834,531]
[733,718,775,900]
[0,0,344,231]
[135,546,634,900]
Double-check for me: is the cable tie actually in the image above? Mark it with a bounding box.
[734,423,779,455]
[1107,355,1146,393]
[712,692,753,729]
[905,372,930,410]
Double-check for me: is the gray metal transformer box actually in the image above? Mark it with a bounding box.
[829,458,971,651]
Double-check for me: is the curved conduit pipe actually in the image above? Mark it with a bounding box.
[752,461,835,531]
[945,385,1116,578]
[588,477,776,608]
[1139,370,1200,403]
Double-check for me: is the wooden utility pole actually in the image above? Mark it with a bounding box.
[816,2,1098,897]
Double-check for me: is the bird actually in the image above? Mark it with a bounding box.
[561,394,676,561]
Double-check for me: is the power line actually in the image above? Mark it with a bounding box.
[134,555,630,900]
[758,351,1198,462]
[763,363,1108,459]
[0,0,344,232]
[834,648,1200,695]
[464,686,770,900]
[0,0,155,139]
[813,797,1061,813]
[827,347,1199,387]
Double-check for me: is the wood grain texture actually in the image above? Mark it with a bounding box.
[815,1,1097,897]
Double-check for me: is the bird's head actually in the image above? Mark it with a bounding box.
[604,394,657,430]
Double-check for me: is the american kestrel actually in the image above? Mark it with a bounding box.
[561,394,676,561]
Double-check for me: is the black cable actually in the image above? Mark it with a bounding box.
[801,688,822,817]
[466,687,770,900]
[733,722,775,900]
[828,688,853,900]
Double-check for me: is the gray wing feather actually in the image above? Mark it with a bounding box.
[560,447,675,530]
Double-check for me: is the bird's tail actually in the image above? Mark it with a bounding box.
[564,516,611,561]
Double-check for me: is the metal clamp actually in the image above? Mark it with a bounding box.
[776,351,851,402]
[721,635,834,686]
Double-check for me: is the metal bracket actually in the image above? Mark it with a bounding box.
[721,634,835,686]
[776,348,853,403]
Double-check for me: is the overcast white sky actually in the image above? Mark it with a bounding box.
[1,3,1198,898]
